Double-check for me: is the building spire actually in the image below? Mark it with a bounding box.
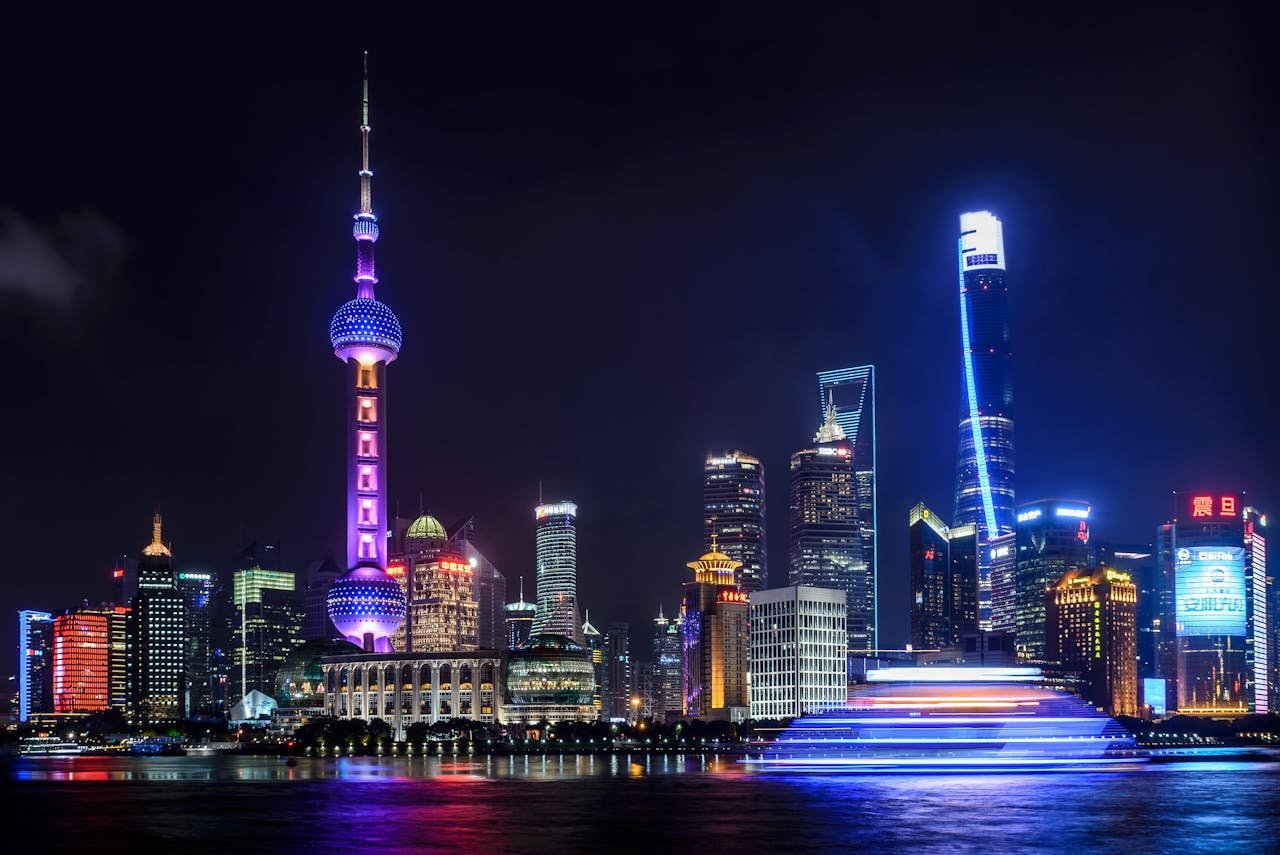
[352,51,379,299]
[143,508,172,558]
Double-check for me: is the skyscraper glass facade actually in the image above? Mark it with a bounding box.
[704,451,767,591]
[532,502,580,640]
[17,610,53,722]
[954,212,1015,608]
[908,503,951,649]
[1014,499,1091,660]
[817,365,877,645]
[52,610,110,714]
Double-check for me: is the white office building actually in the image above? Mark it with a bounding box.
[749,585,847,719]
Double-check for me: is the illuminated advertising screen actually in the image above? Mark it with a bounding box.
[1142,678,1167,717]
[1175,546,1246,636]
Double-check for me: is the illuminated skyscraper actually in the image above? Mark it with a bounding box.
[17,610,54,722]
[908,503,951,649]
[652,606,683,722]
[1244,506,1269,715]
[175,570,216,716]
[448,516,508,649]
[953,212,1015,608]
[603,621,633,720]
[128,512,186,724]
[581,611,604,716]
[325,55,407,653]
[531,502,580,640]
[231,564,302,702]
[1014,499,1091,660]
[1046,567,1138,717]
[749,585,847,719]
[1158,491,1253,715]
[817,365,877,639]
[704,450,767,591]
[789,406,870,654]
[53,609,110,714]
[682,539,750,721]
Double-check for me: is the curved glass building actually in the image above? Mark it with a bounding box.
[503,633,598,723]
[531,503,579,640]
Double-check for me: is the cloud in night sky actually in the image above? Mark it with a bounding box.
[0,208,128,307]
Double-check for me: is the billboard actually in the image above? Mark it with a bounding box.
[1175,546,1246,636]
[1143,677,1167,717]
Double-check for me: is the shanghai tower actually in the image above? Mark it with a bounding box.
[325,55,408,653]
[953,211,1015,551]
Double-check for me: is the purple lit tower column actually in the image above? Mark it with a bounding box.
[326,55,407,653]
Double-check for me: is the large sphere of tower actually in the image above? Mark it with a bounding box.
[325,566,408,652]
[330,297,402,363]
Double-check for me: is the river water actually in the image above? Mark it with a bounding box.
[5,753,1278,853]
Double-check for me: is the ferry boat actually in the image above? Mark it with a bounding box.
[18,736,84,756]
[747,667,1146,773]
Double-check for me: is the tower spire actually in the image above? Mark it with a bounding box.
[352,51,379,299]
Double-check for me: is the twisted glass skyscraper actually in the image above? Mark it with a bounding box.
[954,211,1016,544]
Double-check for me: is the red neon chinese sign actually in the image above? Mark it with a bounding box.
[1189,494,1238,519]
[718,590,748,604]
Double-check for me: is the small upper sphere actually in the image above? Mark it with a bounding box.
[330,297,403,354]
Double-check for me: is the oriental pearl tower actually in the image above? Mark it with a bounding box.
[325,54,407,652]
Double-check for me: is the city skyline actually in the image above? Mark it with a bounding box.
[3,13,1278,662]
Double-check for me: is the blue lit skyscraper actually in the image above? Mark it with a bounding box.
[953,212,1015,540]
[17,610,54,722]
[817,365,877,646]
[954,212,1015,623]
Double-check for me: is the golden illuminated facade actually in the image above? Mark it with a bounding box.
[409,552,479,653]
[1046,567,1138,717]
[682,538,750,721]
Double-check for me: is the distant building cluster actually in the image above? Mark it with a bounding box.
[14,75,1276,744]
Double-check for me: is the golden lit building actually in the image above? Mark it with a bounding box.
[1046,567,1138,717]
[681,537,750,721]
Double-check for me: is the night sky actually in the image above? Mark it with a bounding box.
[3,8,1277,662]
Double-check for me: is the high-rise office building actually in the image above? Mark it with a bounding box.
[1157,491,1252,715]
[449,516,508,649]
[302,558,342,641]
[817,365,877,644]
[532,502,580,640]
[581,612,604,716]
[128,512,187,724]
[704,451,767,591]
[908,503,951,649]
[953,212,1016,620]
[947,523,981,644]
[408,549,478,652]
[107,606,129,713]
[1244,507,1269,715]
[175,570,216,716]
[1094,542,1157,678]
[1046,567,1139,717]
[231,564,302,702]
[325,56,408,654]
[789,407,870,654]
[505,577,537,650]
[681,539,750,721]
[52,609,111,714]
[17,610,54,722]
[603,622,633,720]
[634,661,657,721]
[988,532,1017,633]
[653,606,683,722]
[749,585,847,719]
[1014,499,1091,660]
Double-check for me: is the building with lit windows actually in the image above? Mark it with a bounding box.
[653,607,683,722]
[322,650,504,739]
[603,621,632,720]
[107,606,129,713]
[1157,491,1252,715]
[1014,499,1091,660]
[704,450,768,591]
[817,365,877,642]
[947,523,981,643]
[17,610,54,722]
[175,570,216,716]
[1046,567,1138,717]
[408,549,478,653]
[52,609,110,714]
[749,585,847,720]
[324,56,408,654]
[988,532,1017,633]
[1094,542,1157,678]
[909,503,951,649]
[953,212,1016,623]
[682,540,750,721]
[504,578,537,649]
[531,502,580,640]
[581,612,604,715]
[128,512,187,724]
[1244,507,1269,715]
[231,565,302,703]
[503,634,598,725]
[790,406,869,654]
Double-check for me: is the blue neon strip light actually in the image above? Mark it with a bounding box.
[958,234,999,536]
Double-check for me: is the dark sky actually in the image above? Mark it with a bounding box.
[3,8,1277,662]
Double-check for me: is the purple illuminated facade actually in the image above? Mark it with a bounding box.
[326,55,407,653]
